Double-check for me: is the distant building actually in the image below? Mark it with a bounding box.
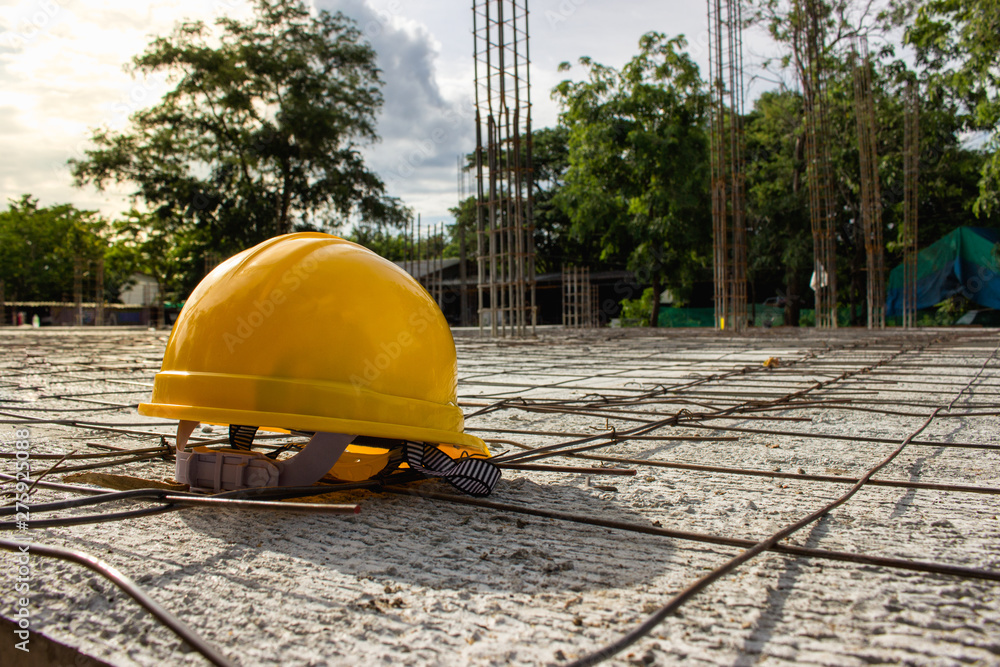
[119,273,160,306]
[395,258,644,327]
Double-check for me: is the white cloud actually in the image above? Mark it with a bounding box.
[0,0,256,214]
[316,0,476,227]
[0,0,783,227]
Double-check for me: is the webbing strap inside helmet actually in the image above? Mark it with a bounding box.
[229,424,258,450]
[171,422,500,496]
[173,421,354,493]
[402,441,501,497]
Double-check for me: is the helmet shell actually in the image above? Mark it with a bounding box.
[139,232,487,459]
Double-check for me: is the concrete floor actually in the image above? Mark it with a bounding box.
[1,327,998,666]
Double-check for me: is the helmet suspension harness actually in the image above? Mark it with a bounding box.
[173,423,501,498]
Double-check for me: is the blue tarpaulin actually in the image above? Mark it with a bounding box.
[886,227,1000,316]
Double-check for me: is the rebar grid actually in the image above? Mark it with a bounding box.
[1,328,998,665]
[473,0,536,337]
[708,0,748,333]
[903,80,920,328]
[852,36,885,329]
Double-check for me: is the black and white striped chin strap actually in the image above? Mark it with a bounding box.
[172,420,500,498]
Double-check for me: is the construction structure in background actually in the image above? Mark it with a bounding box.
[561,265,595,328]
[902,80,920,328]
[707,0,748,333]
[72,257,106,326]
[403,216,447,310]
[473,0,536,337]
[73,257,83,326]
[852,36,885,329]
[456,156,473,326]
[94,257,105,327]
[427,222,444,308]
[800,0,838,328]
[204,252,222,277]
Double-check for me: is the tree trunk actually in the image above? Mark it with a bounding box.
[648,274,661,328]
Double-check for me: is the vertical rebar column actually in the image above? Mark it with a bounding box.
[142,283,152,327]
[473,0,535,337]
[417,215,423,291]
[707,0,747,332]
[437,223,444,307]
[903,80,920,328]
[459,221,470,326]
[95,257,105,327]
[204,253,221,277]
[458,156,471,326]
[561,266,593,328]
[801,0,838,328]
[73,257,83,326]
[589,281,598,327]
[852,37,884,329]
[562,265,569,327]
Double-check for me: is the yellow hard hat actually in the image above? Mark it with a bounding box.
[139,232,490,490]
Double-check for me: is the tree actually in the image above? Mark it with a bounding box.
[347,224,409,262]
[744,91,814,326]
[553,33,711,326]
[104,210,204,302]
[897,0,1000,215]
[70,0,405,254]
[0,196,109,302]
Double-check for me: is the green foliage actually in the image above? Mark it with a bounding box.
[529,125,599,272]
[0,196,110,302]
[446,196,477,259]
[741,0,998,324]
[347,222,449,263]
[935,293,972,322]
[552,33,711,300]
[347,224,409,261]
[619,287,655,326]
[0,196,207,303]
[70,0,406,255]
[898,0,1000,215]
[744,90,813,319]
[105,210,203,301]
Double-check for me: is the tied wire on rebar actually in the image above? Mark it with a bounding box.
[707,0,748,333]
[852,36,885,329]
[473,0,536,337]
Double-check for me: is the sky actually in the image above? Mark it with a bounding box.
[0,0,784,234]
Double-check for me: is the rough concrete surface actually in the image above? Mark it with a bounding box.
[1,327,998,666]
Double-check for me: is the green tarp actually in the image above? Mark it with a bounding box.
[886,227,1000,315]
